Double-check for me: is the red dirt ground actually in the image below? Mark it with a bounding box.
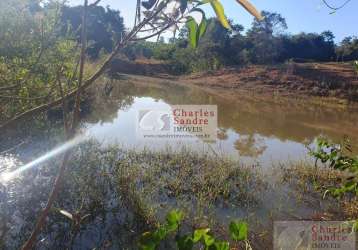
[109,59,358,102]
[181,62,358,101]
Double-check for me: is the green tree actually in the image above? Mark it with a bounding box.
[246,11,287,64]
[336,36,358,61]
[60,5,125,58]
[0,0,78,122]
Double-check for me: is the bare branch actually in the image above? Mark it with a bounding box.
[21,1,89,249]
[131,22,174,41]
[21,152,72,250]
[72,0,89,133]
[0,84,21,91]
[57,76,70,135]
[0,140,27,155]
[0,95,53,101]
[89,0,101,7]
[134,0,141,26]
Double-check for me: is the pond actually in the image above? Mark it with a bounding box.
[1,75,358,249]
[85,75,358,167]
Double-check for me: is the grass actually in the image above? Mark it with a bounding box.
[114,147,269,249]
[1,142,356,249]
[115,147,265,223]
[279,161,358,219]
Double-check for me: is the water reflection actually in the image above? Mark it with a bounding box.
[234,135,267,158]
[84,77,358,166]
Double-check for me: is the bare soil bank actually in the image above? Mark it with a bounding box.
[181,62,358,102]
[109,59,358,102]
[109,58,171,77]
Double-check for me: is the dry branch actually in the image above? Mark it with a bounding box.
[20,2,172,249]
[21,1,89,248]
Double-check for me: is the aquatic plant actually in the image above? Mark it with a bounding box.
[139,210,249,250]
[309,137,358,197]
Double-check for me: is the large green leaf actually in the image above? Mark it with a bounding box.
[229,221,248,241]
[193,228,210,242]
[187,8,207,47]
[203,233,215,246]
[165,209,184,231]
[154,226,168,241]
[186,17,199,48]
[198,15,207,38]
[210,0,231,29]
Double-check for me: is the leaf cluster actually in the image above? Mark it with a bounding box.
[139,210,248,250]
[310,137,358,197]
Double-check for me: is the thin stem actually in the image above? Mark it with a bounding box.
[322,0,351,10]
[72,0,88,133]
[20,1,89,249]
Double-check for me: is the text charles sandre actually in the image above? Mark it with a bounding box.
[172,108,215,133]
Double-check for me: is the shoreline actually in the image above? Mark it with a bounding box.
[108,59,358,107]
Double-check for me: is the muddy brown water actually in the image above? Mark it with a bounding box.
[86,76,358,167]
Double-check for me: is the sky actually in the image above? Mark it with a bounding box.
[67,0,357,43]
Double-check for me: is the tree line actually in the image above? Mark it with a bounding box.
[124,11,358,73]
[2,1,356,79]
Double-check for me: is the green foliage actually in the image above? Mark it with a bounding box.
[229,221,248,241]
[0,0,128,123]
[0,0,79,121]
[160,18,232,73]
[166,210,184,231]
[186,17,199,48]
[336,37,358,61]
[309,137,358,197]
[139,210,248,250]
[185,7,208,48]
[125,9,350,74]
[139,210,183,250]
[280,31,336,62]
[60,5,125,59]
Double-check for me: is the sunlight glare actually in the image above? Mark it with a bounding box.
[0,172,14,183]
[0,135,87,184]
